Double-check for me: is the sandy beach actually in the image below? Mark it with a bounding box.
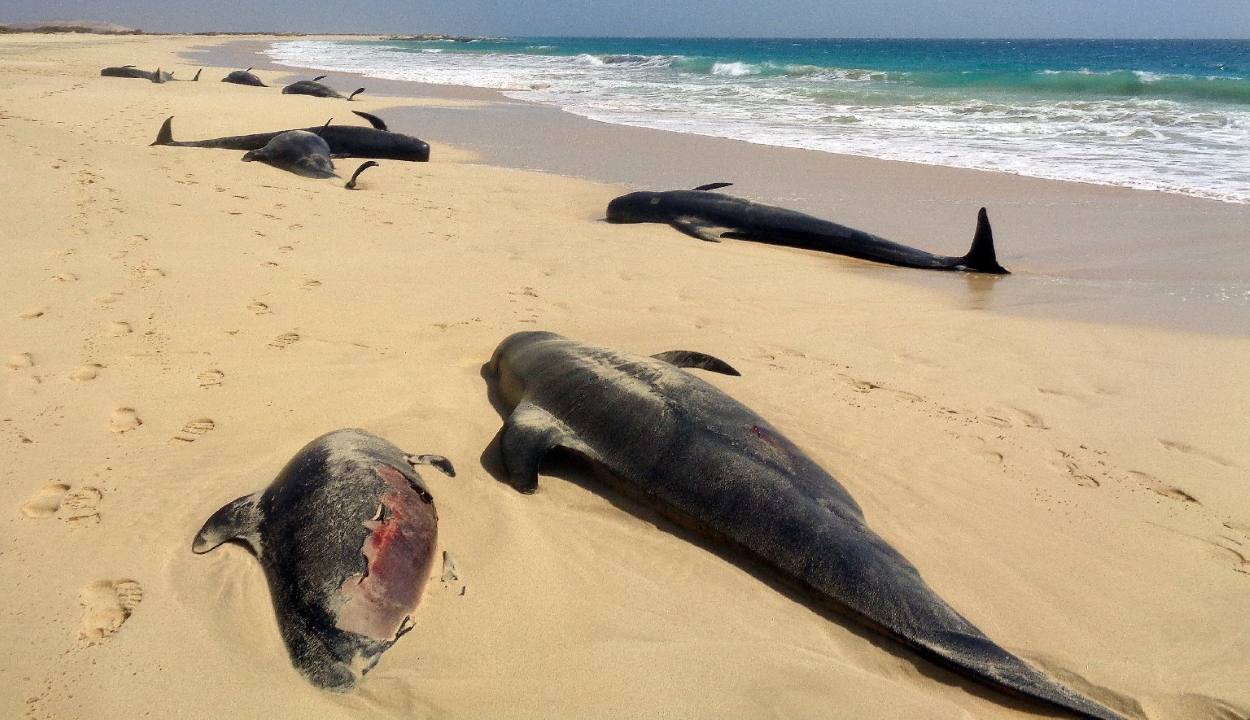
[2,33,1248,720]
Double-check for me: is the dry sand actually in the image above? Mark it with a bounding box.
[2,33,1248,720]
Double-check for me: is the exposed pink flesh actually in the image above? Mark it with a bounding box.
[335,464,438,639]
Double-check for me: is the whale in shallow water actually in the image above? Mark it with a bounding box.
[606,183,1009,274]
[486,331,1122,719]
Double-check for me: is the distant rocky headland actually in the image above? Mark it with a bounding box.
[382,34,501,42]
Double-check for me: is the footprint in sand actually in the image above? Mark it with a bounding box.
[1046,449,1099,488]
[247,301,270,315]
[1157,439,1235,468]
[109,407,141,433]
[20,308,46,319]
[107,321,132,336]
[301,279,322,289]
[79,579,143,643]
[19,483,70,518]
[171,418,215,444]
[268,332,300,349]
[19,484,102,525]
[52,273,79,282]
[107,250,127,260]
[139,267,166,279]
[70,363,103,381]
[260,261,280,268]
[94,292,122,305]
[197,369,224,388]
[838,375,923,403]
[5,352,34,370]
[1127,470,1200,504]
[981,406,1048,430]
[62,487,103,526]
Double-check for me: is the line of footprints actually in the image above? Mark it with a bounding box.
[18,402,218,645]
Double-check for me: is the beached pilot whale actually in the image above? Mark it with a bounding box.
[100,65,201,82]
[606,183,1009,274]
[242,129,338,178]
[283,75,364,101]
[151,111,430,162]
[486,331,1123,720]
[192,428,455,691]
[222,67,266,86]
[240,128,380,186]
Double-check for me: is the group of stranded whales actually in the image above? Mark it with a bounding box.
[189,330,1125,719]
[100,65,201,83]
[114,57,1123,718]
[151,110,431,188]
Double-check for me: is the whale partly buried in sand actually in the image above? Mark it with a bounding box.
[192,428,454,691]
[486,331,1124,720]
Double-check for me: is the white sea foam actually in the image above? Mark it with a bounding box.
[265,40,1250,203]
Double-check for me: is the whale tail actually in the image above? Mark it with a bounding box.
[345,161,380,190]
[959,207,1009,274]
[348,88,366,101]
[151,116,175,146]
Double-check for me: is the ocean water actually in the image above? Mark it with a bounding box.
[266,37,1250,203]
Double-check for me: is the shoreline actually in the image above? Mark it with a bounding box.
[188,38,1250,336]
[3,33,1249,720]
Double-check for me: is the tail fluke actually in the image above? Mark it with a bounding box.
[151,116,175,146]
[960,207,1009,274]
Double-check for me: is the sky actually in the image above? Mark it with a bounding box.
[1,0,1248,38]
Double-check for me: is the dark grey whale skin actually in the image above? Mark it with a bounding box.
[223,68,266,86]
[282,76,365,101]
[487,331,1123,720]
[150,111,430,162]
[242,130,338,179]
[191,429,454,692]
[606,185,1008,274]
[101,65,200,82]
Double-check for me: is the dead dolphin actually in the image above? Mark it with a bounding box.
[223,67,266,86]
[606,183,1009,274]
[101,65,200,82]
[242,129,338,178]
[486,331,1123,720]
[151,111,430,162]
[192,428,454,691]
[283,75,364,101]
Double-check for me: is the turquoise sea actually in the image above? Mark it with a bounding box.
[266,38,1250,202]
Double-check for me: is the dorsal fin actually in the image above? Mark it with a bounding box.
[191,68,202,81]
[693,182,733,191]
[316,118,333,136]
[192,492,263,555]
[245,67,253,72]
[351,110,388,130]
[347,88,366,101]
[151,116,175,146]
[651,350,741,376]
[312,75,328,81]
